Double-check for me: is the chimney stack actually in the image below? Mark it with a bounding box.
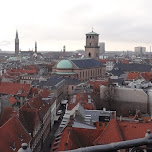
[17,143,32,152]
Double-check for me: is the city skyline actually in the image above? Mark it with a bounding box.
[0,0,152,51]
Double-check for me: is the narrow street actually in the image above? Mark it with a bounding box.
[40,105,65,152]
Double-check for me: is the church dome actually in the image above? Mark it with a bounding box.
[57,60,72,69]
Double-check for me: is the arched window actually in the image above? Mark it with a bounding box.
[88,53,91,57]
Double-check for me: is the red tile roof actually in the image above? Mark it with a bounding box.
[8,96,17,104]
[53,119,152,151]
[127,72,152,81]
[141,72,152,81]
[94,119,123,145]
[99,59,115,64]
[52,127,102,151]
[28,94,55,119]
[126,72,139,80]
[53,127,80,151]
[22,65,38,71]
[0,82,30,97]
[67,93,95,110]
[0,107,14,126]
[0,117,31,152]
[119,121,152,140]
[19,107,40,133]
[10,69,37,74]
[89,80,108,93]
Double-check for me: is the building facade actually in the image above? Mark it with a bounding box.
[52,59,105,81]
[99,42,105,55]
[85,31,100,59]
[134,46,146,55]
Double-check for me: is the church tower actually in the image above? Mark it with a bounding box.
[84,30,99,59]
[35,41,37,53]
[15,30,19,56]
[63,45,66,57]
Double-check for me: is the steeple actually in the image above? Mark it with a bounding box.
[35,41,37,53]
[15,30,19,56]
[16,30,18,39]
[63,45,66,57]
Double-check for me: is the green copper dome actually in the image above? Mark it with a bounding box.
[86,31,98,35]
[57,60,73,69]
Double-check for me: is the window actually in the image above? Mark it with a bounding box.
[83,71,84,78]
[90,36,91,39]
[80,72,81,78]
[90,43,91,46]
[87,36,88,39]
[99,123,102,127]
[86,71,87,77]
[92,36,94,38]
[88,52,91,57]
[72,86,73,90]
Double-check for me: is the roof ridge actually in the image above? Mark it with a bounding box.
[93,119,123,145]
[93,119,110,144]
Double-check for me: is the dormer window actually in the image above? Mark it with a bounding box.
[10,142,16,151]
[18,134,23,141]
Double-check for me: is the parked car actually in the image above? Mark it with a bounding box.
[57,110,63,115]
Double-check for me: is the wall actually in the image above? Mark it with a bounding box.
[100,86,148,115]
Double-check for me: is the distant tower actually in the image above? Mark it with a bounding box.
[99,42,105,55]
[85,30,99,59]
[63,45,66,57]
[35,41,37,53]
[15,30,19,56]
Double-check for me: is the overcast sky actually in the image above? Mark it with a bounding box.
[0,0,152,52]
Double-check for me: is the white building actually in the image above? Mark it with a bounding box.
[134,46,146,55]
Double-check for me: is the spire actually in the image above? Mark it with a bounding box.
[16,30,18,39]
[15,30,19,56]
[35,41,37,53]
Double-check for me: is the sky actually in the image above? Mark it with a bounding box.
[0,0,152,52]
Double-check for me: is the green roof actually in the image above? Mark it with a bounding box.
[57,60,73,69]
[55,72,76,75]
[86,31,98,35]
[7,57,19,61]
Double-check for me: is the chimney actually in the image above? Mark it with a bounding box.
[17,143,32,152]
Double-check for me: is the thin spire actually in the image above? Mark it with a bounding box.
[35,41,37,53]
[92,27,94,32]
[16,30,18,39]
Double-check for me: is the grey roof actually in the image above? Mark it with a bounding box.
[71,58,103,69]
[114,63,152,72]
[85,110,112,122]
[86,31,99,35]
[43,75,65,88]
[110,78,124,85]
[110,69,124,76]
[72,121,96,129]
[31,75,82,90]
[64,77,82,85]
[31,80,39,86]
